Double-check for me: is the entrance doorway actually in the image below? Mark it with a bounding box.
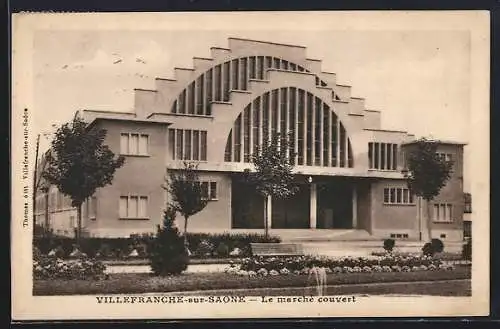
[271,185,310,228]
[317,181,353,229]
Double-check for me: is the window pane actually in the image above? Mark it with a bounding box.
[380,143,386,169]
[390,188,396,203]
[176,130,183,160]
[441,204,446,222]
[368,143,373,169]
[119,197,128,218]
[403,189,409,203]
[201,182,209,199]
[185,130,192,160]
[210,182,217,199]
[383,188,389,203]
[129,196,138,218]
[392,144,398,170]
[169,129,176,160]
[374,143,379,169]
[130,134,139,155]
[139,197,148,218]
[409,193,414,204]
[120,134,129,154]
[396,188,402,203]
[200,131,207,161]
[434,204,439,221]
[447,204,452,221]
[139,135,148,155]
[193,130,200,160]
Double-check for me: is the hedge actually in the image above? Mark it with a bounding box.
[33,233,281,260]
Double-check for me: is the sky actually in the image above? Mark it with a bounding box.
[30,12,478,192]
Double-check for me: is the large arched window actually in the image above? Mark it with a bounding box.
[224,88,354,168]
[170,56,341,116]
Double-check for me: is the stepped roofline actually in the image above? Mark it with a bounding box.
[228,37,307,49]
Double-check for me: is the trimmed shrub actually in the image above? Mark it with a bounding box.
[422,239,444,257]
[33,232,280,260]
[431,238,444,253]
[383,238,395,252]
[462,239,472,261]
[215,242,230,257]
[149,207,189,276]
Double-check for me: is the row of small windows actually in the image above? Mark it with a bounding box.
[383,187,414,205]
[120,133,149,156]
[368,142,398,170]
[168,129,207,161]
[171,56,340,116]
[433,203,453,223]
[224,87,353,168]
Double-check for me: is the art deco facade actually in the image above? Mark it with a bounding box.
[35,38,466,241]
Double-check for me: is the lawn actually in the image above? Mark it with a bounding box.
[33,265,471,296]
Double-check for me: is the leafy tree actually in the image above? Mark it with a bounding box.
[244,132,299,239]
[43,115,125,244]
[165,162,208,249]
[149,206,189,276]
[404,138,453,241]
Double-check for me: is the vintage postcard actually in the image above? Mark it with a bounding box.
[11,11,490,320]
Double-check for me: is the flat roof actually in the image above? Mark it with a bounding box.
[402,139,468,146]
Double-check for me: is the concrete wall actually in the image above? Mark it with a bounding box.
[173,172,232,233]
[371,179,419,239]
[89,119,170,238]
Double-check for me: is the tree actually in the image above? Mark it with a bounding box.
[244,132,299,239]
[43,115,125,245]
[165,162,208,250]
[149,206,189,276]
[404,138,453,241]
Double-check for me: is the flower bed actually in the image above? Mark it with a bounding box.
[225,254,454,277]
[33,256,107,280]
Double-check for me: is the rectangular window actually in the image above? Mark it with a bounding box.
[121,133,149,156]
[396,188,402,203]
[368,142,374,169]
[392,144,398,170]
[434,203,453,223]
[130,134,139,154]
[169,129,176,159]
[383,188,390,203]
[193,130,200,160]
[185,130,192,160]
[201,182,209,199]
[380,142,386,169]
[200,131,207,161]
[368,142,399,170]
[119,196,128,218]
[120,133,129,155]
[210,182,217,200]
[139,196,148,218]
[139,135,148,155]
[176,130,183,160]
[120,195,148,219]
[384,187,414,205]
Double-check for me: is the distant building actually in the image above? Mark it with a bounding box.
[34,38,467,241]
